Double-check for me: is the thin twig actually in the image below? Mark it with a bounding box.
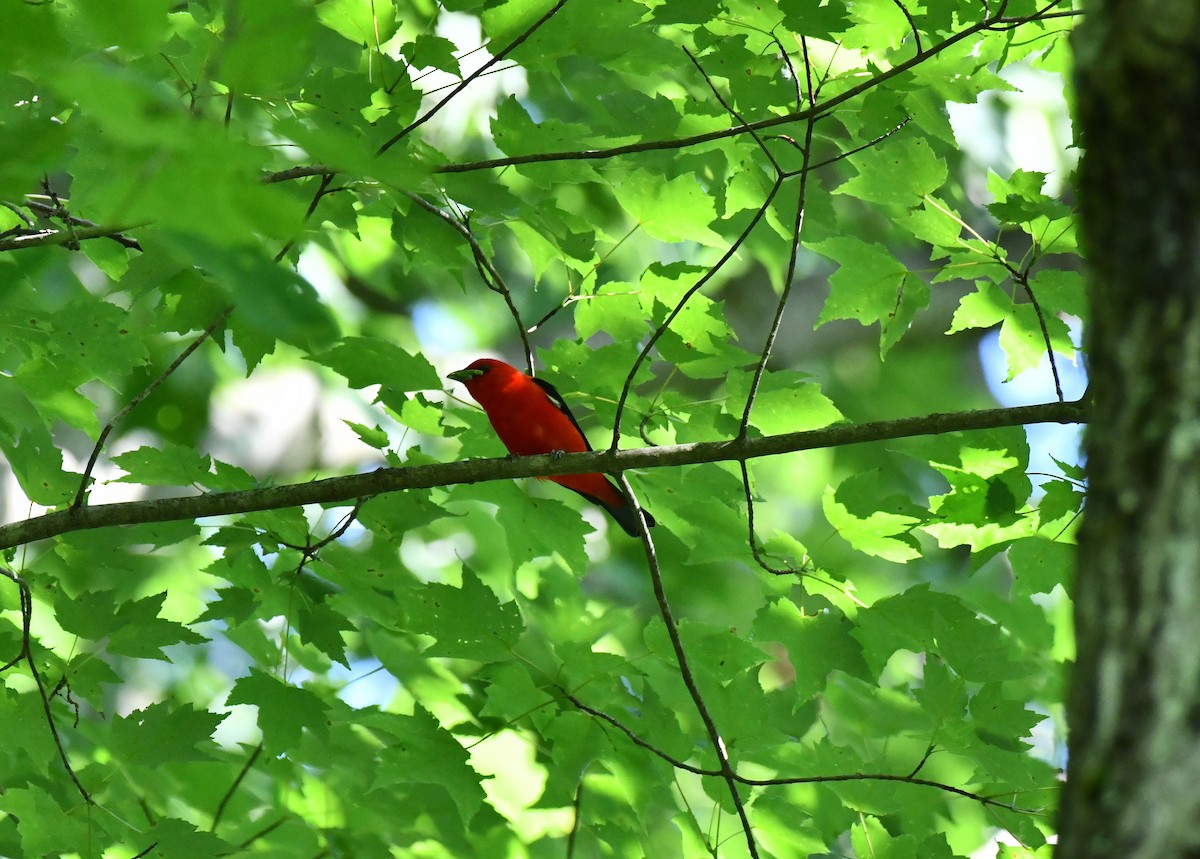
[682,47,782,175]
[561,687,1045,814]
[211,742,263,830]
[1016,269,1065,401]
[616,475,759,859]
[0,568,92,805]
[278,500,365,554]
[19,200,144,251]
[404,192,534,373]
[263,165,338,184]
[607,176,785,449]
[891,0,924,54]
[433,2,1030,176]
[238,817,288,849]
[274,172,338,263]
[920,194,1065,399]
[73,305,233,509]
[566,772,585,858]
[0,222,146,252]
[1,200,36,227]
[376,0,573,155]
[785,117,913,177]
[737,37,818,575]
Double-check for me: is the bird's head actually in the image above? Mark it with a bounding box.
[448,358,522,394]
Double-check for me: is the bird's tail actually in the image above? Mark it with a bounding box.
[602,500,656,538]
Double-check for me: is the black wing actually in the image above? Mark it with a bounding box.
[530,376,593,451]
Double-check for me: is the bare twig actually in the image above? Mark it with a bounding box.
[616,475,759,858]
[737,38,819,575]
[607,176,785,448]
[130,841,158,859]
[404,192,534,373]
[0,568,92,805]
[238,817,288,849]
[263,165,338,184]
[278,500,364,555]
[211,742,263,830]
[567,772,585,858]
[786,117,913,177]
[0,221,146,252]
[891,0,925,54]
[432,2,1028,176]
[1016,269,1065,401]
[376,0,573,155]
[274,172,338,263]
[561,689,1047,814]
[921,195,1065,400]
[73,305,234,509]
[682,47,782,174]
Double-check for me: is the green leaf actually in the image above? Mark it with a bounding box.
[405,34,461,76]
[112,443,212,487]
[971,682,1045,749]
[55,591,206,659]
[612,169,724,245]
[311,336,442,412]
[948,280,1011,332]
[725,369,843,435]
[0,789,90,856]
[111,702,226,765]
[854,585,1027,682]
[823,471,925,562]
[143,819,234,858]
[404,568,522,661]
[344,419,390,449]
[0,385,77,504]
[368,706,489,825]
[218,0,317,92]
[227,669,330,753]
[318,0,399,45]
[813,237,929,355]
[1008,537,1074,596]
[998,303,1073,378]
[296,599,354,667]
[836,137,948,207]
[752,599,869,701]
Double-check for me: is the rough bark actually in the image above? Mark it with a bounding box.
[1061,2,1200,856]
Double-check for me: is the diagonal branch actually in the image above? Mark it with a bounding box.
[376,0,573,155]
[0,568,92,805]
[0,397,1087,552]
[73,306,233,509]
[737,42,818,574]
[404,192,535,373]
[607,175,785,449]
[615,474,759,858]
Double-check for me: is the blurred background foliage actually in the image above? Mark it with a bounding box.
[0,0,1082,856]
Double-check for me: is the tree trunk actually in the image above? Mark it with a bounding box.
[1060,2,1200,857]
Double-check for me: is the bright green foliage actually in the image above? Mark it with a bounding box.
[0,0,1081,857]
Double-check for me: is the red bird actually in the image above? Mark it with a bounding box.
[448,358,655,537]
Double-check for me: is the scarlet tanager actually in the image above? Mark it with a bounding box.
[448,358,655,537]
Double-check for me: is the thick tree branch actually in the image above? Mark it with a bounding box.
[0,398,1086,551]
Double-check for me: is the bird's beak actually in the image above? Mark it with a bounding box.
[448,367,485,384]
